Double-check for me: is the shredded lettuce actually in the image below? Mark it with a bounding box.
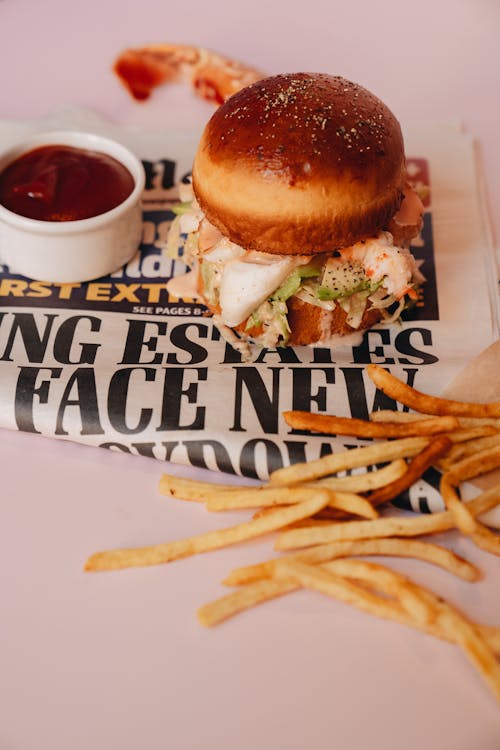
[165,215,182,259]
[245,299,290,346]
[245,311,261,330]
[295,280,336,310]
[339,290,371,328]
[166,200,200,263]
[171,201,193,216]
[380,296,406,324]
[200,260,219,306]
[368,286,397,309]
[272,300,291,342]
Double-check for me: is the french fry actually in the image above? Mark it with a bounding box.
[247,495,378,521]
[270,436,430,486]
[159,475,376,519]
[202,485,323,511]
[311,492,381,520]
[440,474,478,535]
[442,443,500,556]
[439,433,500,468]
[251,506,373,524]
[275,483,500,550]
[204,486,375,519]
[455,417,500,429]
[367,435,452,506]
[321,558,434,624]
[367,364,500,417]
[252,508,373,526]
[482,626,500,654]
[446,426,499,443]
[371,410,500,430]
[440,447,500,537]
[200,564,500,661]
[276,560,500,702]
[310,459,408,492]
[197,578,298,627]
[158,473,253,502]
[274,559,419,621]
[222,538,480,586]
[283,410,459,438]
[446,445,500,485]
[85,490,331,571]
[370,410,433,423]
[251,505,289,520]
[466,483,500,518]
[285,518,341,529]
[313,506,375,521]
[88,368,500,703]
[159,474,377,519]
[471,526,500,556]
[416,587,500,703]
[275,513,452,550]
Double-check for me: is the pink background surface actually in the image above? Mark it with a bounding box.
[1,1,500,748]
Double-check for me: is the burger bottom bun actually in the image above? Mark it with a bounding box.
[286,297,383,346]
[198,266,383,346]
[230,296,382,347]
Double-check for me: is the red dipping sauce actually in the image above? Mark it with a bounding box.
[0,144,135,222]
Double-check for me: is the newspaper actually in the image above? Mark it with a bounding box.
[0,108,498,515]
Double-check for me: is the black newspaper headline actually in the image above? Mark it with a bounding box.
[2,311,440,477]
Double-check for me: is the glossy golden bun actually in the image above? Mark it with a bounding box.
[192,73,407,255]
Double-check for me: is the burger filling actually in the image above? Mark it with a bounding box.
[167,182,425,347]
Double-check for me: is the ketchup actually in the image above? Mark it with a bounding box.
[0,144,135,221]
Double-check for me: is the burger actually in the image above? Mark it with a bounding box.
[167,73,425,351]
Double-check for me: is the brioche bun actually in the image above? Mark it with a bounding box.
[192,73,406,255]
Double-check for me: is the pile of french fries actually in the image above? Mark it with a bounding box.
[85,364,500,702]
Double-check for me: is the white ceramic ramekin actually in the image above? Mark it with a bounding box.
[0,130,145,282]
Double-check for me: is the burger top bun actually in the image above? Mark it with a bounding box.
[192,73,407,255]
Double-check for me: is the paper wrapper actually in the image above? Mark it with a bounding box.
[442,339,500,493]
[0,108,499,525]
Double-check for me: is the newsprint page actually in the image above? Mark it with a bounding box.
[0,111,498,514]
